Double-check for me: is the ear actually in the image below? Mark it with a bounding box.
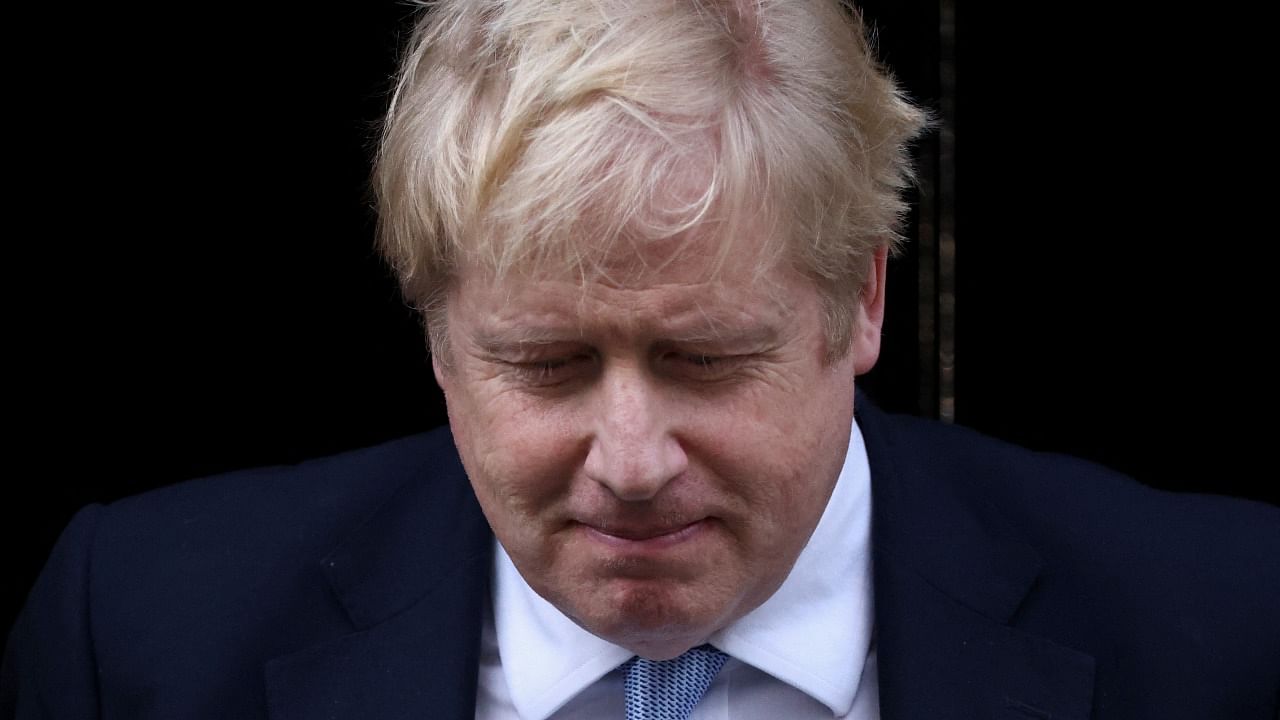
[850,245,888,376]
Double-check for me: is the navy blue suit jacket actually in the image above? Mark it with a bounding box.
[5,397,1279,719]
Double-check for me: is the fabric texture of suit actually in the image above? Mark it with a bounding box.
[4,395,1279,719]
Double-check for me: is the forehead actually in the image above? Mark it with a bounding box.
[450,233,810,341]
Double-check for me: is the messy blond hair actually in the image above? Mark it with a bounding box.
[376,0,926,358]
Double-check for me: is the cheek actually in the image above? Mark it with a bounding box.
[446,382,584,523]
[699,365,854,539]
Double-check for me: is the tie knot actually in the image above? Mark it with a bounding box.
[623,644,729,720]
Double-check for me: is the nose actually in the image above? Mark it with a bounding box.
[583,367,688,501]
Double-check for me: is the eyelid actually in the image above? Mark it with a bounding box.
[665,351,753,377]
[502,352,597,387]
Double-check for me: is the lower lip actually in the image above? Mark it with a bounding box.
[581,519,709,552]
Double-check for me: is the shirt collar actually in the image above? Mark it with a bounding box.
[492,418,874,719]
[492,542,631,720]
[709,418,874,715]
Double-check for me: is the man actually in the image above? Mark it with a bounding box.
[5,1,1278,719]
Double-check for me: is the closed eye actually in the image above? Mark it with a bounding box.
[685,354,726,369]
[665,352,750,380]
[509,354,595,385]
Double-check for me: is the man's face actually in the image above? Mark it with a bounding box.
[436,238,883,660]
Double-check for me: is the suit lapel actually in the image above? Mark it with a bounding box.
[857,396,1096,720]
[264,429,494,720]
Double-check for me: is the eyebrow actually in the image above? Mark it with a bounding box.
[657,323,781,347]
[472,322,782,354]
[473,328,584,354]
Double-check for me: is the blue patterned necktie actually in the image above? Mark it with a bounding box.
[622,644,729,720]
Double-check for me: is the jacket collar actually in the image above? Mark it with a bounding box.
[264,428,493,720]
[857,392,1096,719]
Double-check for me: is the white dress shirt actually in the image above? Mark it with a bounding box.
[475,419,878,719]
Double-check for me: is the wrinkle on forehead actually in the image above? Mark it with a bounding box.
[459,264,802,350]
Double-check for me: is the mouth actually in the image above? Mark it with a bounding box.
[578,518,710,550]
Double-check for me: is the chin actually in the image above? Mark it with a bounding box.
[568,577,727,658]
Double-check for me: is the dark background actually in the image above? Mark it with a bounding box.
[6,3,1274,647]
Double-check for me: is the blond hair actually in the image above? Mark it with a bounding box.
[376,0,926,358]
